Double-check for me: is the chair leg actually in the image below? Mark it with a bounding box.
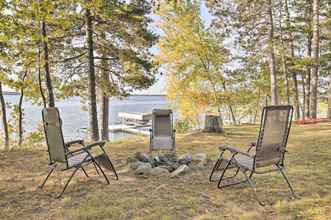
[277,165,296,199]
[81,167,89,178]
[92,161,100,175]
[39,166,56,189]
[93,159,110,184]
[56,167,79,199]
[209,158,221,182]
[218,166,247,188]
[243,171,265,206]
[105,156,119,180]
[210,151,226,182]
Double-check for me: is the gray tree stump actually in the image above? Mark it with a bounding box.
[203,115,224,133]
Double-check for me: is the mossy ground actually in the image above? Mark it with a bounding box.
[1,123,331,219]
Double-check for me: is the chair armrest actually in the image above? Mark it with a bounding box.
[247,142,257,152]
[85,141,106,150]
[66,141,106,156]
[219,145,253,157]
[65,139,84,147]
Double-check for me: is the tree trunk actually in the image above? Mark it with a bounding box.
[100,32,110,141]
[86,8,99,141]
[267,0,278,105]
[217,107,224,129]
[222,82,236,124]
[18,72,27,146]
[302,74,306,119]
[284,0,300,119]
[327,73,331,119]
[203,114,223,133]
[280,0,290,104]
[37,45,47,108]
[41,21,55,107]
[310,0,320,119]
[101,94,109,140]
[228,105,236,124]
[306,1,313,118]
[0,83,9,149]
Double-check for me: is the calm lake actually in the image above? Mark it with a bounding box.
[2,95,171,141]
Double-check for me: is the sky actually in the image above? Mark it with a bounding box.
[138,1,213,95]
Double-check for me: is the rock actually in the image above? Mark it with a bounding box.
[150,167,169,176]
[192,153,208,165]
[178,153,192,165]
[163,153,177,163]
[127,156,138,164]
[134,163,152,175]
[158,164,178,172]
[135,152,150,163]
[189,162,206,171]
[170,164,190,178]
[130,161,150,170]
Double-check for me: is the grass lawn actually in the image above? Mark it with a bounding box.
[1,123,331,220]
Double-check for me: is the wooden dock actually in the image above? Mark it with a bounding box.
[109,124,150,135]
[109,112,152,136]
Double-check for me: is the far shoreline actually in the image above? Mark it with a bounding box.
[3,92,165,97]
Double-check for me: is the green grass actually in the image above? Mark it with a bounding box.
[1,123,331,219]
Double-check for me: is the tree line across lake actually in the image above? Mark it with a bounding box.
[0,0,330,149]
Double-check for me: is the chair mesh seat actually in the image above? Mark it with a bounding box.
[151,136,173,149]
[233,154,254,170]
[67,152,91,167]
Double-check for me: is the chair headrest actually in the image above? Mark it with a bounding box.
[153,109,172,116]
[42,107,61,126]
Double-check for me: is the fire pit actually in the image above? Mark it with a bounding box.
[127,152,209,178]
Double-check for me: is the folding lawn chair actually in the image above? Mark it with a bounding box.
[149,109,176,152]
[39,107,118,198]
[209,105,296,205]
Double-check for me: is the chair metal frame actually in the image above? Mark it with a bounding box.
[39,107,118,198]
[209,105,296,205]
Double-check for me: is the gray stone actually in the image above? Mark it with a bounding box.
[178,153,192,165]
[170,164,190,178]
[135,152,150,163]
[134,163,152,175]
[163,153,177,163]
[130,161,150,170]
[127,156,138,164]
[150,167,169,176]
[189,162,206,171]
[192,153,208,165]
[158,164,178,172]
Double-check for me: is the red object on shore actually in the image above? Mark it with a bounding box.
[293,118,328,125]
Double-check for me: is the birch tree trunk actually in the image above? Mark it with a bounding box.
[41,21,55,107]
[267,0,278,105]
[0,83,9,149]
[86,9,99,141]
[310,0,320,119]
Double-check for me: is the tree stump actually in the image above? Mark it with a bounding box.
[203,115,224,133]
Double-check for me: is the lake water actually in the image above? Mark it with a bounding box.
[2,95,171,141]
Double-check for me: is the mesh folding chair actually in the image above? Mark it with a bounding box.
[209,105,296,205]
[149,109,176,152]
[39,107,118,198]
